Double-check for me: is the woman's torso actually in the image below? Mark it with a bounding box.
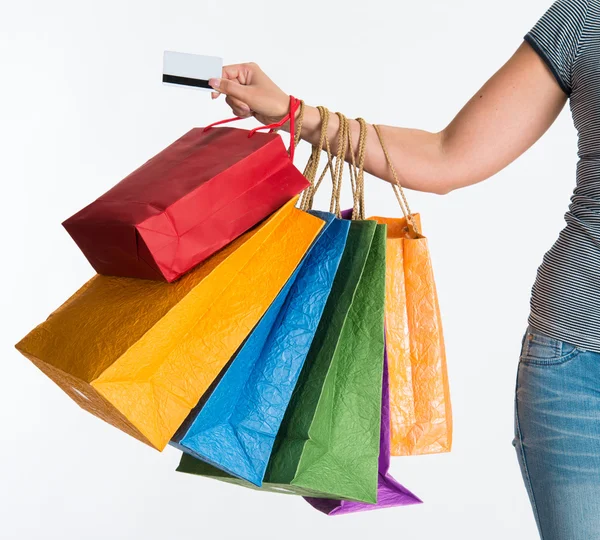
[527,0,600,351]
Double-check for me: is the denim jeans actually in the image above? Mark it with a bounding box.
[513,325,600,539]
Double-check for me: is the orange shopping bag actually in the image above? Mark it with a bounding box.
[370,125,452,456]
[16,198,323,451]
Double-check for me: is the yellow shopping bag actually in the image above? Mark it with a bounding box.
[16,198,323,451]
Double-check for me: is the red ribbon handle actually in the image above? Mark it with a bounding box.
[203,95,301,162]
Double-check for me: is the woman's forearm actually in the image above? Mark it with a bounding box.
[290,105,448,194]
[284,41,568,196]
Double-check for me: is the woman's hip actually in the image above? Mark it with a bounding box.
[513,324,600,539]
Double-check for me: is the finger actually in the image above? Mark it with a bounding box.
[209,77,251,101]
[211,91,221,100]
[226,104,251,118]
[225,95,251,115]
[230,105,253,118]
[221,64,243,79]
[221,63,256,85]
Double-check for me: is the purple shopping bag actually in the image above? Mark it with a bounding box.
[304,340,422,514]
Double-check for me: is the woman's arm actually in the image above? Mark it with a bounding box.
[209,40,567,195]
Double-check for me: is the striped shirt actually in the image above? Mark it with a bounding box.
[525,0,600,351]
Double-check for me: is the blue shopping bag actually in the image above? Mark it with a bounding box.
[171,211,350,486]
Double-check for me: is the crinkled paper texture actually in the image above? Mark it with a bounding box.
[172,212,349,485]
[304,346,422,514]
[370,214,452,456]
[63,127,310,282]
[177,221,387,504]
[16,198,323,450]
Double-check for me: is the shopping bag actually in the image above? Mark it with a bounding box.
[15,198,324,451]
[177,219,387,503]
[304,345,422,514]
[370,214,451,455]
[172,211,350,485]
[369,123,452,456]
[63,97,309,282]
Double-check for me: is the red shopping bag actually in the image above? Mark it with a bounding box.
[63,97,308,282]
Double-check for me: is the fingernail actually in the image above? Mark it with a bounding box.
[209,78,220,89]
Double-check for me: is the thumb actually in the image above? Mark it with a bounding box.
[209,77,249,101]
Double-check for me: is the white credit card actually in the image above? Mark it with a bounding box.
[162,51,223,91]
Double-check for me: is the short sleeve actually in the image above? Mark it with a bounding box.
[524,0,590,95]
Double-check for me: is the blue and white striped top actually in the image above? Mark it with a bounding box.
[525,0,600,351]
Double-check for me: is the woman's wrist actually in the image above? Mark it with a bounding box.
[275,96,302,133]
[283,103,339,151]
[280,101,318,140]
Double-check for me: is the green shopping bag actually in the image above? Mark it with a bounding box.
[177,219,387,503]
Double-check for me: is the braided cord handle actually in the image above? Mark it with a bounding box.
[372,124,421,237]
[299,106,335,212]
[296,105,364,218]
[298,106,348,216]
[347,117,368,220]
[294,102,417,229]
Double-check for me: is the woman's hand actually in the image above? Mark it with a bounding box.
[209,63,291,125]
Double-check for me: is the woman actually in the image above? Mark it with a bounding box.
[208,0,600,538]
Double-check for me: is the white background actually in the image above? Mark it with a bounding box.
[0,1,578,538]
